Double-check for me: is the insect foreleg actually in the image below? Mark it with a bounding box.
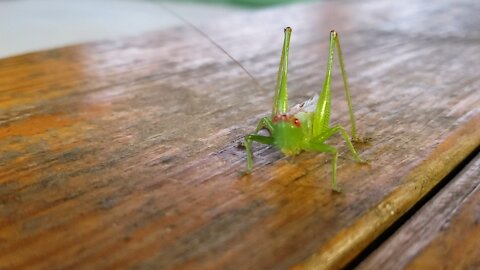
[244,134,274,173]
[244,117,274,173]
[254,117,274,134]
[305,143,340,192]
[308,125,365,191]
[313,31,359,140]
[325,125,365,163]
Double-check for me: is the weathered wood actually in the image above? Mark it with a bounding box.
[0,0,479,269]
[357,154,480,270]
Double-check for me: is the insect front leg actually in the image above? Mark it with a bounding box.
[243,117,274,173]
[329,125,365,162]
[307,124,366,191]
[313,125,365,163]
[244,134,274,173]
[254,117,274,134]
[305,143,340,192]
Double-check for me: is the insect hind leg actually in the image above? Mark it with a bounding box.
[313,31,360,140]
[333,31,360,141]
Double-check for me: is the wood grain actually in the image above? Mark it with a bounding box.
[357,154,480,270]
[1,0,480,269]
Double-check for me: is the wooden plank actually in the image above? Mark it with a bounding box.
[0,0,479,269]
[357,154,480,270]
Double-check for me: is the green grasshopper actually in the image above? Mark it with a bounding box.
[161,5,364,190]
[244,27,365,191]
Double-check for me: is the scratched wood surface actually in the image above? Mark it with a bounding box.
[357,154,480,270]
[1,0,480,269]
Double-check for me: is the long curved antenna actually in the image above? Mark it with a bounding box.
[161,3,267,92]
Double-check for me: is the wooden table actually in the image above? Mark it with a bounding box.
[1,0,479,269]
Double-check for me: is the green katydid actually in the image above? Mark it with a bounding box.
[244,27,365,191]
[160,5,364,190]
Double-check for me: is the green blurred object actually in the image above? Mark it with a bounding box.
[177,0,311,8]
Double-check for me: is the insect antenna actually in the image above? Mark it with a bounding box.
[160,3,267,92]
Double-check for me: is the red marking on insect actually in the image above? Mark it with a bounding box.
[293,118,301,127]
[273,114,301,127]
[273,115,279,123]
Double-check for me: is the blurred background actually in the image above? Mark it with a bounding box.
[0,0,312,59]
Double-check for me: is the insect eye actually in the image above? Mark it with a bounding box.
[293,118,301,127]
[273,115,278,122]
[281,114,288,120]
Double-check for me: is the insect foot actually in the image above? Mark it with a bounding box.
[332,185,343,193]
